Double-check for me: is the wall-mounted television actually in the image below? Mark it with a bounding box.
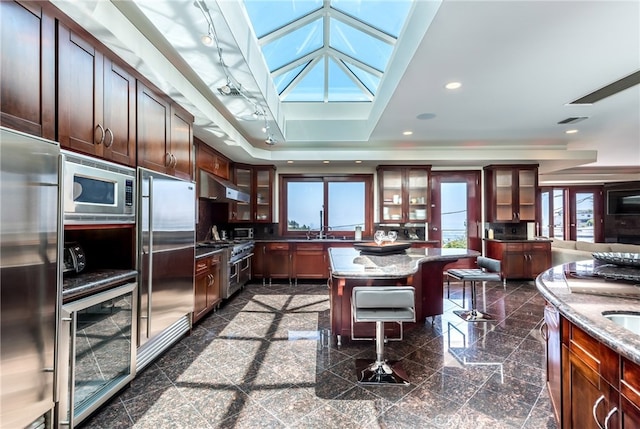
[607,189,640,215]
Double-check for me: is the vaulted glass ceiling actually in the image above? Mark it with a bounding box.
[243,0,413,102]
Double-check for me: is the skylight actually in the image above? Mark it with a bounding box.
[243,0,412,103]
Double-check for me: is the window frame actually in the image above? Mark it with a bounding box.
[278,174,374,238]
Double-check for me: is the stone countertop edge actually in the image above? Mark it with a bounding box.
[536,263,640,365]
[62,269,138,302]
[196,247,227,259]
[328,247,479,279]
[252,239,440,244]
[484,238,552,243]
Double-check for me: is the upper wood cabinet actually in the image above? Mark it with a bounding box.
[195,139,230,180]
[57,22,137,167]
[1,1,55,140]
[137,82,193,179]
[230,164,275,223]
[484,165,538,222]
[377,166,431,224]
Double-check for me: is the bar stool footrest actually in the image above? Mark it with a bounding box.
[355,359,410,385]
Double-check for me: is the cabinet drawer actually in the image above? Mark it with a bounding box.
[529,242,551,251]
[195,258,211,275]
[267,243,290,251]
[621,357,640,405]
[505,243,524,251]
[296,243,324,252]
[563,319,618,385]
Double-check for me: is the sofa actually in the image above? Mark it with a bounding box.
[550,238,640,266]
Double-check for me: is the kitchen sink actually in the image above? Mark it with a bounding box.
[602,312,640,335]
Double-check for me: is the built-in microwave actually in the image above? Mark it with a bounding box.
[234,227,254,239]
[61,150,136,224]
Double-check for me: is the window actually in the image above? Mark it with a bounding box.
[280,174,373,238]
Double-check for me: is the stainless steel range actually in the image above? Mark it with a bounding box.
[226,240,254,299]
[196,240,254,299]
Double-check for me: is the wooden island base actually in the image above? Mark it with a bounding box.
[328,247,479,345]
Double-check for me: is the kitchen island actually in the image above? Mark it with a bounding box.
[536,260,640,427]
[328,246,480,345]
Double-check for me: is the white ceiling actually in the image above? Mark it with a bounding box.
[51,0,640,184]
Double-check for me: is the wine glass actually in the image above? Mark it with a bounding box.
[387,231,397,243]
[374,230,386,246]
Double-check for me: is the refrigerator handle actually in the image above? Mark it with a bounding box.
[146,175,154,338]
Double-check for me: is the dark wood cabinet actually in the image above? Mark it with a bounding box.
[266,242,292,283]
[293,243,327,281]
[58,22,136,166]
[137,82,193,178]
[252,243,267,283]
[549,316,640,429]
[169,104,193,180]
[196,139,230,180]
[377,166,431,224]
[193,253,222,323]
[230,165,275,223]
[0,1,55,140]
[544,304,562,424]
[484,165,538,222]
[485,240,550,279]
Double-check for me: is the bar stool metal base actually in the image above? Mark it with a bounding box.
[453,308,493,322]
[355,359,410,385]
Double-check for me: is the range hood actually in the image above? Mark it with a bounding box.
[199,170,250,203]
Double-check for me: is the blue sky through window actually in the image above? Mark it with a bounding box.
[243,0,412,102]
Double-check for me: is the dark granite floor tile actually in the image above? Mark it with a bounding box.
[415,369,481,403]
[464,384,534,428]
[329,385,394,426]
[116,364,173,402]
[77,397,133,428]
[372,404,434,429]
[500,357,547,388]
[507,347,546,370]
[482,372,545,407]
[217,397,286,429]
[314,369,358,399]
[249,385,322,426]
[523,392,559,429]
[447,404,522,429]
[295,403,362,429]
[122,386,190,423]
[391,386,462,424]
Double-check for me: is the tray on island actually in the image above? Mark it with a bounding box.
[592,252,640,268]
[353,242,411,255]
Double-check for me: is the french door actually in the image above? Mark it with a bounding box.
[540,187,604,242]
[430,171,482,269]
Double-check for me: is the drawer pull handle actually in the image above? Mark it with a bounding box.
[593,395,605,429]
[604,406,618,429]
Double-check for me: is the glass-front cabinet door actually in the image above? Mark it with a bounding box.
[231,166,252,222]
[230,165,275,223]
[378,166,430,224]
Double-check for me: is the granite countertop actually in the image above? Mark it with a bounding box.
[484,237,552,243]
[254,238,439,244]
[328,247,479,278]
[196,247,227,259]
[536,260,640,365]
[63,268,138,303]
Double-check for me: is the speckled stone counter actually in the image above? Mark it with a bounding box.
[63,269,138,303]
[328,247,480,343]
[536,260,640,365]
[328,247,479,278]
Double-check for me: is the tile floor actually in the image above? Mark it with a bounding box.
[80,279,558,429]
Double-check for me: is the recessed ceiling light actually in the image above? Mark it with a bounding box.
[403,131,413,136]
[287,160,294,164]
[355,160,362,164]
[201,34,214,47]
[323,160,330,164]
[445,81,462,90]
[565,129,579,134]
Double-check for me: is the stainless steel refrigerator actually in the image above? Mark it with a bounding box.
[137,168,195,370]
[1,127,60,428]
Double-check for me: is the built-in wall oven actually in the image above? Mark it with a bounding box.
[57,279,137,428]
